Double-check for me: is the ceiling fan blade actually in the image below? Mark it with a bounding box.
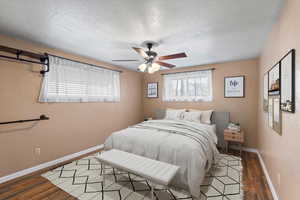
[132,47,148,58]
[155,61,176,68]
[112,59,140,62]
[158,52,187,60]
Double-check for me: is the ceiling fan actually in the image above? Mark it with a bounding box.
[112,41,187,73]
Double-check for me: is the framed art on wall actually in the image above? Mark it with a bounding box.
[268,98,273,128]
[263,73,269,112]
[273,96,282,135]
[224,76,245,98]
[280,49,295,113]
[268,63,280,134]
[265,49,296,136]
[147,82,158,98]
[268,63,280,95]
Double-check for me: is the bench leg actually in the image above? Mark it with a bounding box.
[102,163,105,186]
[150,182,155,200]
[192,196,200,200]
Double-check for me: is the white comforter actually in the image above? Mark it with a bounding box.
[104,119,219,197]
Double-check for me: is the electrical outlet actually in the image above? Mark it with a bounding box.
[277,173,281,186]
[35,147,41,156]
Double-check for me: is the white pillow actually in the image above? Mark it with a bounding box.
[165,109,186,120]
[183,111,202,123]
[189,109,213,124]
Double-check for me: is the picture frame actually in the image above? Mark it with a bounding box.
[263,73,269,112]
[147,82,158,98]
[268,62,280,95]
[268,97,273,128]
[224,76,245,98]
[280,49,295,113]
[265,49,296,135]
[272,96,282,135]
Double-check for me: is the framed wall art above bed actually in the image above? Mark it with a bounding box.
[224,76,245,98]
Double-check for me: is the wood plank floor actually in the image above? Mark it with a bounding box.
[0,151,273,200]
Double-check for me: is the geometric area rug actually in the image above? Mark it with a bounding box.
[42,153,243,200]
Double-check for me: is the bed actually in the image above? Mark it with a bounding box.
[104,111,230,198]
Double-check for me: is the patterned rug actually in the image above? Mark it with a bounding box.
[42,153,243,200]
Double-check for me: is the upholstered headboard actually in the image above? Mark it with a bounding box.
[154,109,230,148]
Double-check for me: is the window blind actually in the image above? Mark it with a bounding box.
[39,55,120,102]
[163,70,213,102]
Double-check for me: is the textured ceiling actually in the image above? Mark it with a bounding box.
[0,0,283,71]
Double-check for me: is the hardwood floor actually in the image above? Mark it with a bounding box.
[0,151,273,200]
[241,152,273,200]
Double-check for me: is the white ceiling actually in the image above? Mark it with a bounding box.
[0,0,283,71]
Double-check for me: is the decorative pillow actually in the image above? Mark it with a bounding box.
[189,109,214,124]
[183,111,202,123]
[165,108,186,120]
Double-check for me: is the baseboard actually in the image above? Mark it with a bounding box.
[256,151,279,200]
[230,145,258,153]
[0,144,104,184]
[242,147,258,153]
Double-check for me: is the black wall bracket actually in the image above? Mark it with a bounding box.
[0,45,49,76]
[40,54,50,75]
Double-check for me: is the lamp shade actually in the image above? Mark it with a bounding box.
[138,63,147,72]
[148,63,160,74]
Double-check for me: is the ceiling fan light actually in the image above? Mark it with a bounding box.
[148,63,160,74]
[138,63,147,72]
[152,63,161,71]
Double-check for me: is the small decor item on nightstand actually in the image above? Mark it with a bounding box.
[147,82,158,98]
[227,122,241,132]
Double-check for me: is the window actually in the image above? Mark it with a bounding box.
[163,70,213,102]
[39,55,120,102]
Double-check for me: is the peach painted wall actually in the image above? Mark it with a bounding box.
[258,0,300,200]
[143,59,259,148]
[0,35,144,177]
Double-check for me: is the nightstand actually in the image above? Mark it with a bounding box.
[224,129,244,155]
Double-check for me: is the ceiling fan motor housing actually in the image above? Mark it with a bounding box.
[146,50,157,58]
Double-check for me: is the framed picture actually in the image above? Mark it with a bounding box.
[273,96,282,135]
[224,76,245,98]
[147,82,158,98]
[263,73,269,112]
[268,63,280,95]
[268,98,273,128]
[280,49,295,113]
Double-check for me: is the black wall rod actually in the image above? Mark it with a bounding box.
[0,115,50,125]
[160,68,215,76]
[47,53,123,73]
[0,54,45,65]
[0,45,49,75]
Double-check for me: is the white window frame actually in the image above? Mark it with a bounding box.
[163,69,213,102]
[39,55,120,102]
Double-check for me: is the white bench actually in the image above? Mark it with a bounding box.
[97,149,179,199]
